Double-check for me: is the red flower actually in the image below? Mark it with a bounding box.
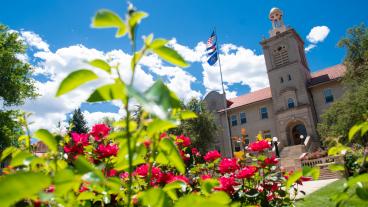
[180,150,190,162]
[175,135,191,147]
[71,132,89,146]
[134,164,162,179]
[191,147,200,156]
[45,185,55,193]
[236,166,257,179]
[90,124,110,142]
[160,132,168,139]
[203,150,221,162]
[143,139,151,148]
[79,185,89,192]
[218,158,240,174]
[264,155,278,165]
[106,169,118,177]
[214,176,238,195]
[297,176,312,185]
[200,174,212,180]
[248,140,271,152]
[167,175,189,184]
[63,144,84,155]
[95,144,118,159]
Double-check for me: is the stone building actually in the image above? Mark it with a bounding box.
[203,8,346,158]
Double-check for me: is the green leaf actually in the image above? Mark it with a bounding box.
[144,34,154,46]
[150,38,169,49]
[128,11,148,27]
[146,119,179,136]
[174,194,227,207]
[286,170,303,189]
[33,129,58,152]
[54,169,78,196]
[153,46,189,67]
[0,172,51,207]
[356,182,368,200]
[126,79,182,120]
[207,191,231,204]
[302,166,320,180]
[141,188,170,207]
[360,122,368,137]
[87,81,126,103]
[1,146,17,161]
[56,69,98,96]
[89,59,111,74]
[328,164,345,172]
[92,9,127,37]
[10,151,34,167]
[158,138,185,174]
[78,192,96,200]
[163,181,186,201]
[176,110,197,120]
[348,174,368,187]
[349,124,362,141]
[74,156,104,181]
[200,179,219,196]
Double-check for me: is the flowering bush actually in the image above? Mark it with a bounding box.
[0,3,319,207]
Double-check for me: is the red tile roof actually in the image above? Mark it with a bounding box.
[224,64,346,110]
[309,64,346,86]
[226,87,272,109]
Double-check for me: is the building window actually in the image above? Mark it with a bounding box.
[260,107,268,119]
[280,77,284,83]
[230,115,238,126]
[288,98,295,109]
[288,74,292,81]
[324,89,334,103]
[240,112,247,124]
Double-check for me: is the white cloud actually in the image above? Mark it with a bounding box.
[202,44,268,96]
[307,26,330,44]
[305,44,316,52]
[305,26,330,52]
[82,111,121,128]
[20,31,50,52]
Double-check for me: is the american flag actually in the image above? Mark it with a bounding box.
[206,31,218,65]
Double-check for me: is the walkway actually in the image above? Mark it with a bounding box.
[292,179,338,199]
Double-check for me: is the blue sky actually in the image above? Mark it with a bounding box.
[1,0,367,131]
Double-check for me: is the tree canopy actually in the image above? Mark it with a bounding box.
[169,98,217,152]
[69,108,89,134]
[318,24,368,146]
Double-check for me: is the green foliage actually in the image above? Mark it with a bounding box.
[0,172,51,207]
[69,108,89,134]
[0,24,37,106]
[33,129,58,152]
[318,24,368,146]
[169,98,217,152]
[0,110,23,151]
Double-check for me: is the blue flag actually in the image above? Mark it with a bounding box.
[206,31,218,66]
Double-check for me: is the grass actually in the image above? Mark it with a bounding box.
[296,179,368,207]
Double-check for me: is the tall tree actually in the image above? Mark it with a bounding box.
[69,108,89,134]
[169,98,217,152]
[318,24,368,146]
[0,25,37,151]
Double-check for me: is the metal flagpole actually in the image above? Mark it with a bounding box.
[214,27,234,157]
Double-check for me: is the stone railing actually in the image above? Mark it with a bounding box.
[301,155,344,168]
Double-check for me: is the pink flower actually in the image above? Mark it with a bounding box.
[203,150,221,162]
[95,144,118,159]
[71,132,89,146]
[214,176,238,195]
[90,124,110,142]
[248,140,271,152]
[63,144,84,155]
[119,172,129,179]
[45,185,55,193]
[143,139,151,148]
[191,147,201,156]
[218,158,239,174]
[264,155,278,165]
[180,150,190,162]
[236,166,257,179]
[175,135,191,147]
[134,164,162,178]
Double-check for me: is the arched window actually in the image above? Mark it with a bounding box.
[288,98,295,109]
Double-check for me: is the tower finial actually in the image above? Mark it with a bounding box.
[269,7,287,37]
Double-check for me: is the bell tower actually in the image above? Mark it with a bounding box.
[260,8,319,149]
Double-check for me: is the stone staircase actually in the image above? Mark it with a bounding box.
[280,145,306,171]
[318,167,343,180]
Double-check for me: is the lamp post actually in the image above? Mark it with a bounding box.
[273,136,280,158]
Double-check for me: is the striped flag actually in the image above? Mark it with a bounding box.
[206,31,218,66]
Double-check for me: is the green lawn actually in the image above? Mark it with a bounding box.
[296,179,368,207]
